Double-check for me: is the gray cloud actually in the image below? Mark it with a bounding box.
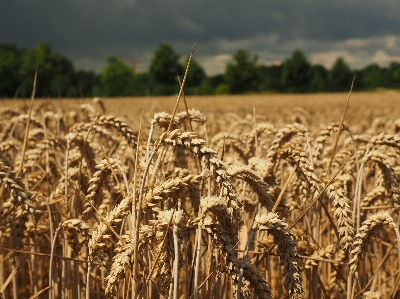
[1,0,399,75]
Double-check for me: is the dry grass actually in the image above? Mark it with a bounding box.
[0,91,400,299]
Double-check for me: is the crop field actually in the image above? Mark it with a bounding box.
[1,91,400,299]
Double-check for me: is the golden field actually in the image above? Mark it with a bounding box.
[4,91,400,127]
[1,91,400,299]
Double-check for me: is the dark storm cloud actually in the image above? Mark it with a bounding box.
[1,0,400,74]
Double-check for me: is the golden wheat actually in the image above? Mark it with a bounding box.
[0,93,400,298]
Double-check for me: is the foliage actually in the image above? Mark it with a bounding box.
[0,41,99,98]
[74,70,101,98]
[98,56,134,96]
[148,43,183,95]
[129,72,151,96]
[360,64,384,90]
[258,65,283,92]
[224,49,260,94]
[184,57,207,95]
[18,43,75,97]
[387,62,400,88]
[310,65,328,92]
[215,83,230,95]
[197,79,214,95]
[329,58,353,92]
[1,41,400,98]
[0,43,22,97]
[281,50,312,93]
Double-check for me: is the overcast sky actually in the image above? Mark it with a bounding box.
[1,0,400,75]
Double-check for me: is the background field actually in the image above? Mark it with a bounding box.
[4,91,400,129]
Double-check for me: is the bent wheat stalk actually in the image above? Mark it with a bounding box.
[349,211,400,279]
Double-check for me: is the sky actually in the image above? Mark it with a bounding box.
[1,0,400,75]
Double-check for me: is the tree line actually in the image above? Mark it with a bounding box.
[1,41,400,98]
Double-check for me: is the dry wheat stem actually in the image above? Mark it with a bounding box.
[173,224,179,299]
[18,68,37,175]
[326,75,354,175]
[177,75,194,133]
[166,40,197,133]
[131,111,144,298]
[237,228,256,299]
[355,241,397,297]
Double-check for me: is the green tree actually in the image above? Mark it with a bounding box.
[388,62,400,89]
[198,79,214,95]
[74,70,100,97]
[215,83,230,95]
[129,72,151,96]
[19,43,75,97]
[184,57,207,95]
[0,42,103,98]
[329,57,353,92]
[258,65,283,92]
[149,43,183,95]
[0,42,22,97]
[208,74,225,89]
[99,56,134,96]
[203,74,225,95]
[360,64,384,90]
[224,49,260,94]
[310,64,328,92]
[281,50,312,93]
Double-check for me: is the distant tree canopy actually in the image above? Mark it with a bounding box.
[99,56,134,96]
[224,49,260,94]
[360,64,384,90]
[18,43,75,97]
[1,41,400,98]
[184,57,207,95]
[0,43,22,97]
[281,50,312,93]
[148,43,184,95]
[0,42,99,98]
[309,64,328,92]
[329,58,353,92]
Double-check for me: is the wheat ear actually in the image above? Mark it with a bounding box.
[105,209,185,297]
[267,123,307,166]
[322,179,354,250]
[83,157,127,217]
[143,168,205,210]
[201,196,273,299]
[365,150,400,203]
[254,212,303,299]
[349,211,400,279]
[0,162,39,217]
[278,143,321,197]
[313,122,349,161]
[227,165,275,210]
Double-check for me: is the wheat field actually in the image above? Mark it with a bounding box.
[1,91,400,299]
